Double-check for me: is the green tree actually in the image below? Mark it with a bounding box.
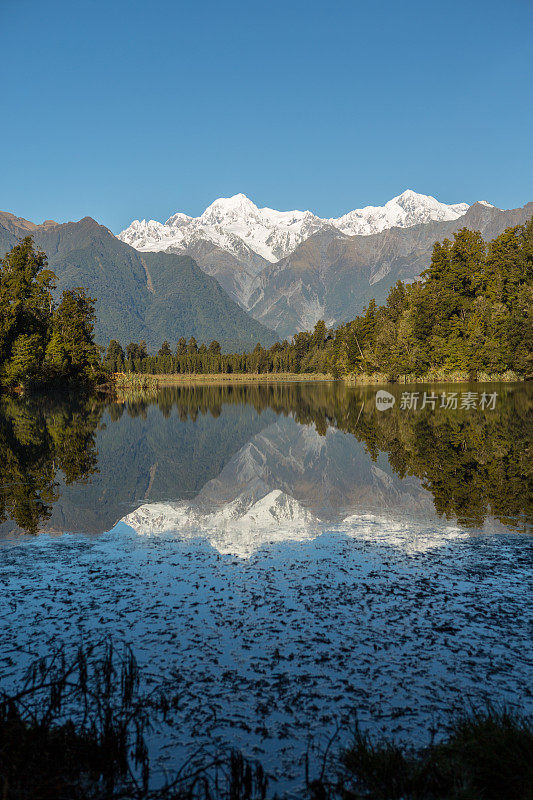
[0,237,55,387]
[0,239,105,388]
[47,289,102,383]
[4,334,45,386]
[158,341,172,357]
[312,320,327,348]
[104,340,125,372]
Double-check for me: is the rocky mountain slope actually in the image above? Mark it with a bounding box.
[0,212,275,350]
[119,192,532,337]
[3,193,530,346]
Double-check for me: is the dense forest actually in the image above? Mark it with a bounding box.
[107,220,533,380]
[0,238,104,389]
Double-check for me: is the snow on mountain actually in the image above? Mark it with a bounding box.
[119,193,327,266]
[118,190,477,265]
[122,492,464,557]
[330,190,470,236]
[341,513,467,554]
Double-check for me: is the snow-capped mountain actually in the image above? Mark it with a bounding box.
[118,190,481,265]
[120,416,437,556]
[115,191,531,339]
[119,192,329,267]
[122,492,460,557]
[330,190,471,236]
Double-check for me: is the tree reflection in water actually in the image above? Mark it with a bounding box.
[0,382,530,535]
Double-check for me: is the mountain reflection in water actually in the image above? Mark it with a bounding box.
[0,382,531,540]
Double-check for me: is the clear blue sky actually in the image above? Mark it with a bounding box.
[1,0,532,232]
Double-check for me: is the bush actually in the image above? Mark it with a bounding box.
[320,709,533,800]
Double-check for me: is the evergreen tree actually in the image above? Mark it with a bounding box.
[105,340,125,372]
[4,334,45,386]
[110,218,533,382]
[49,289,103,382]
[0,237,55,385]
[0,238,104,388]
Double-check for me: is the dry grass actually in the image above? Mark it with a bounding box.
[115,372,333,385]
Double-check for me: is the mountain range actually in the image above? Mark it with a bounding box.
[1,191,531,347]
[1,397,432,543]
[119,191,533,336]
[120,190,473,263]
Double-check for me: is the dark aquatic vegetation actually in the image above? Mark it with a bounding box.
[2,640,531,799]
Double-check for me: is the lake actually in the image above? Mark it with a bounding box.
[0,381,531,794]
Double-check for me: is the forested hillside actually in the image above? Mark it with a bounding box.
[114,220,533,380]
[245,200,533,335]
[0,213,275,351]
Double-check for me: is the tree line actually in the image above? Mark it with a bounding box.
[1,220,531,390]
[106,219,533,380]
[111,380,531,531]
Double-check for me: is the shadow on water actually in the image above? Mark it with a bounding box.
[0,381,531,536]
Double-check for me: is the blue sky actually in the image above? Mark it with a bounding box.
[1,0,532,232]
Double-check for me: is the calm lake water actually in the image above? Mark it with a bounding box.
[0,381,532,794]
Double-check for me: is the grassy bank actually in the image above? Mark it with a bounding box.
[320,708,533,800]
[113,372,334,389]
[343,369,524,385]
[111,370,525,395]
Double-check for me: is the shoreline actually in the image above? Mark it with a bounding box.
[110,370,526,390]
[343,370,524,385]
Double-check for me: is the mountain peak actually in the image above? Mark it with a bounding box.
[391,189,433,206]
[201,193,260,221]
[388,189,466,213]
[394,188,419,200]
